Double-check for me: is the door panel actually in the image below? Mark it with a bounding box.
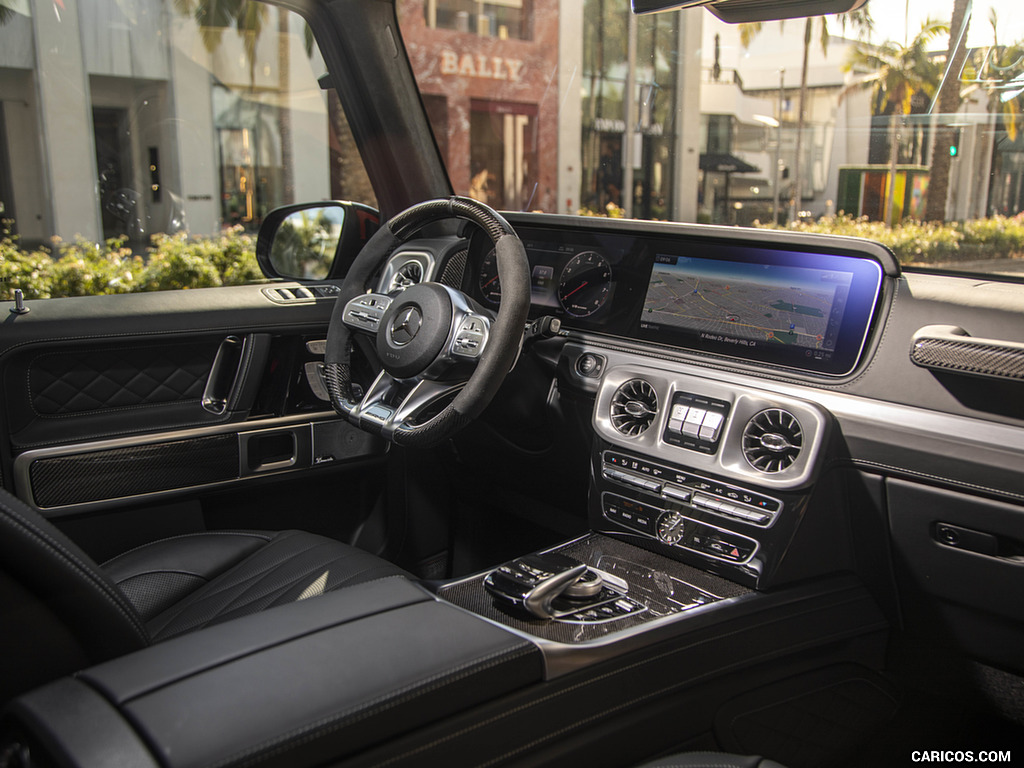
[0,284,385,522]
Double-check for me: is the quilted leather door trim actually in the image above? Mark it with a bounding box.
[28,341,220,416]
[6,336,270,450]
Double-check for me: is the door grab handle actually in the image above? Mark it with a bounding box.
[202,336,244,414]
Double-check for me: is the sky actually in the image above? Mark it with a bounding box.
[868,0,1022,50]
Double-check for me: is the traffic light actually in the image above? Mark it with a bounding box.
[949,128,961,158]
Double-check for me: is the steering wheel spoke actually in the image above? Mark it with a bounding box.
[346,371,464,441]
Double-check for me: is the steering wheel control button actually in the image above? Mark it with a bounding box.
[453,315,489,359]
[662,391,732,455]
[343,293,393,332]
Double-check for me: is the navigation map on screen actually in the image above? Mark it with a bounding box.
[641,255,853,353]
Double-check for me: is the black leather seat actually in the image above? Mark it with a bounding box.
[0,487,409,703]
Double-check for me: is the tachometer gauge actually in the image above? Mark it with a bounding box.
[478,248,501,305]
[557,250,611,317]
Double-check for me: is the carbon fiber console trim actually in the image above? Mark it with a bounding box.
[911,325,1024,382]
[438,534,750,645]
[29,435,238,508]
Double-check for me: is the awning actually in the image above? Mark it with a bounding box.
[700,153,760,174]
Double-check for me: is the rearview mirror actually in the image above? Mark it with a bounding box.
[631,0,867,22]
[256,201,379,281]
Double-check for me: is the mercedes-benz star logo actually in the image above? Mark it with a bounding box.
[390,306,422,346]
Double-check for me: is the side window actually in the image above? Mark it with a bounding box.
[0,0,374,299]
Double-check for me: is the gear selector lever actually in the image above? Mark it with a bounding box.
[483,552,603,619]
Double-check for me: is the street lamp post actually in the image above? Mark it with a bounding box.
[774,68,784,225]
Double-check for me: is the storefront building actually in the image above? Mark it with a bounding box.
[0,1,369,247]
[397,0,561,213]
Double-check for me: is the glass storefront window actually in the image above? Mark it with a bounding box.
[424,0,530,40]
[0,0,375,298]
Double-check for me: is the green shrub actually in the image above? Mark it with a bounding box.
[0,229,262,299]
[1,236,53,300]
[46,237,143,298]
[757,214,1024,266]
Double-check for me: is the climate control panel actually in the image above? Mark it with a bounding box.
[590,442,814,587]
[602,493,759,565]
[603,451,782,527]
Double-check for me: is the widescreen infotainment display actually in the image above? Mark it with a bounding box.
[643,255,851,355]
[637,246,883,376]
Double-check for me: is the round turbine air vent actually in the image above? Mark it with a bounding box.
[388,260,423,292]
[742,408,803,473]
[610,379,659,437]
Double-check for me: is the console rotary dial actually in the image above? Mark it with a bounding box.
[657,511,687,545]
[558,250,611,317]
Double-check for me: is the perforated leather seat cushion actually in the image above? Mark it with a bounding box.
[102,530,411,642]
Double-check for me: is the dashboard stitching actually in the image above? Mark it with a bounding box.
[829,277,901,391]
[840,458,1024,503]
[0,319,328,361]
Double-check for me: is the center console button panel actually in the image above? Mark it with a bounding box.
[664,392,731,454]
[603,450,782,526]
[603,492,760,565]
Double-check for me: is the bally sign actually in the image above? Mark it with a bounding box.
[440,50,524,82]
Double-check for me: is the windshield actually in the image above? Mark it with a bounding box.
[397,0,1024,277]
[1,0,1022,298]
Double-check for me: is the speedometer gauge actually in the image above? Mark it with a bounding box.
[558,251,611,317]
[478,248,501,305]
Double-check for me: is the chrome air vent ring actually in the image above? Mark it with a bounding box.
[742,408,803,473]
[610,379,659,437]
[388,259,424,292]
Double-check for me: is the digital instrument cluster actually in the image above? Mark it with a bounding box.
[466,217,887,377]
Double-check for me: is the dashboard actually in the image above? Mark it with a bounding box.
[457,215,895,588]
[464,215,891,377]
[371,215,899,588]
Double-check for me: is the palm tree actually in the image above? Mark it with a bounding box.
[173,0,268,87]
[923,0,970,222]
[0,0,26,27]
[845,19,947,224]
[967,11,1024,142]
[741,11,872,224]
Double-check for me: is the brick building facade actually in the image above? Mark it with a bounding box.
[397,0,561,212]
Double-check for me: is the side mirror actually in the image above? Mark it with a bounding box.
[256,201,380,281]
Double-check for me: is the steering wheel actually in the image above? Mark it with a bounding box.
[323,197,530,447]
